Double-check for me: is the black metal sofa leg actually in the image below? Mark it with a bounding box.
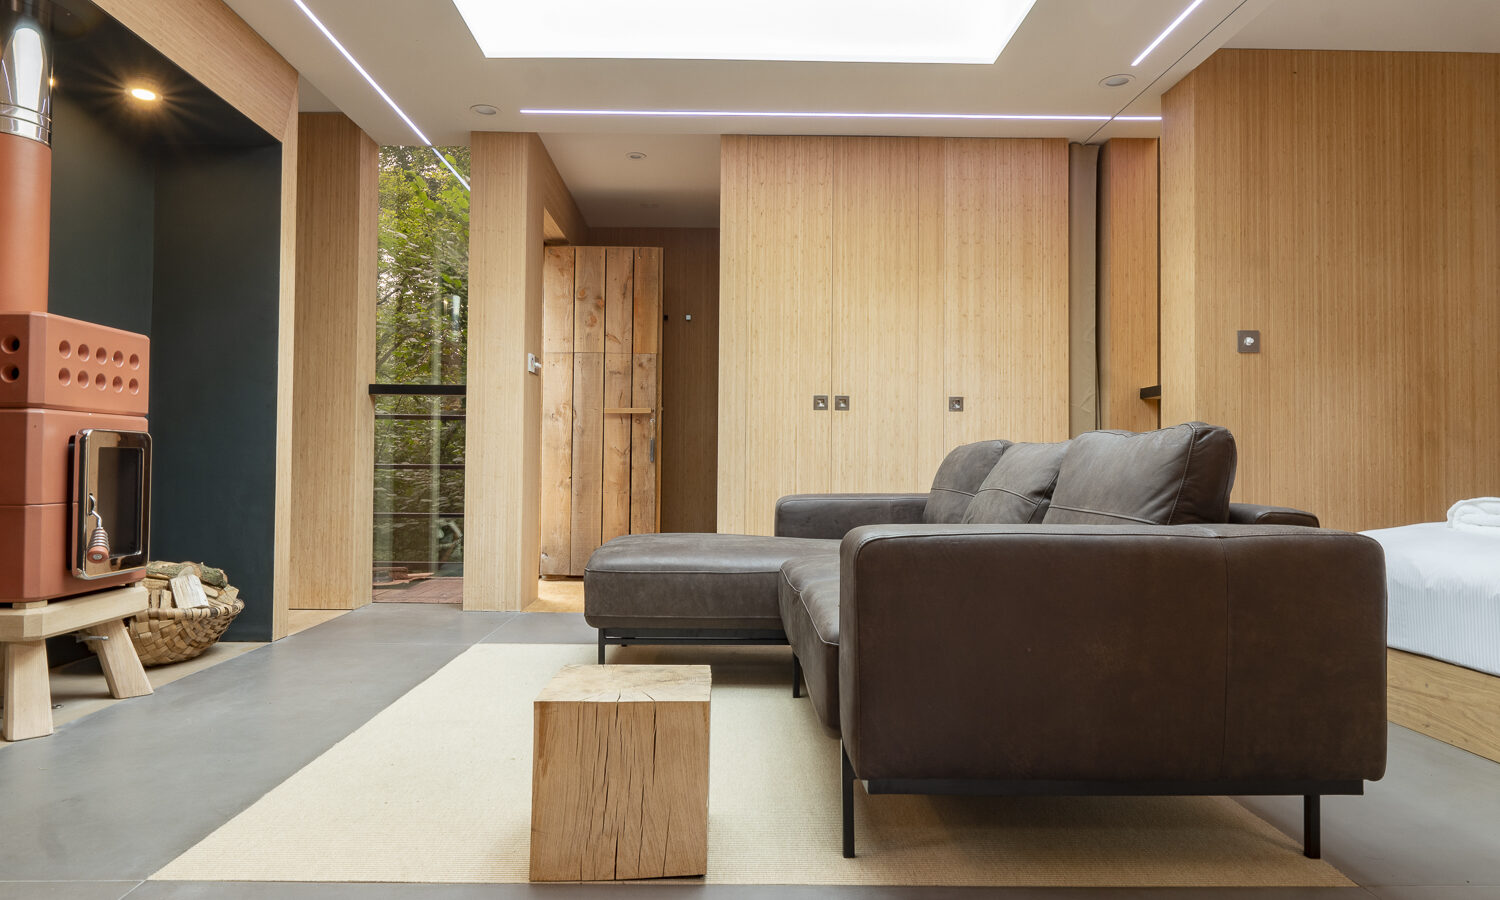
[792,654,802,698]
[1304,794,1321,859]
[842,744,856,858]
[597,630,606,665]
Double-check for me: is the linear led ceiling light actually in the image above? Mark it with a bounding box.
[452,0,1038,65]
[290,0,469,189]
[520,109,1162,122]
[1131,0,1205,67]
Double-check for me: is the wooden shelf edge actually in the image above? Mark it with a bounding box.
[604,407,653,415]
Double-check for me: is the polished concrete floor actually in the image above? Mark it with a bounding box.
[1,603,1496,899]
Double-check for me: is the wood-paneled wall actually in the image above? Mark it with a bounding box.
[289,114,376,610]
[466,133,588,611]
[1161,50,1500,532]
[590,228,720,533]
[96,0,299,638]
[719,136,1070,535]
[1097,138,1161,432]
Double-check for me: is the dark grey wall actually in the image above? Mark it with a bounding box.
[46,94,155,333]
[150,146,282,641]
[46,113,283,644]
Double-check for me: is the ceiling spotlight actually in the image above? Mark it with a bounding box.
[626,151,647,160]
[1099,74,1134,88]
[469,103,499,115]
[128,86,160,102]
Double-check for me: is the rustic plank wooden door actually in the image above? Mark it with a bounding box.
[540,246,663,576]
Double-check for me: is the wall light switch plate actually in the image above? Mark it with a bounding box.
[948,396,964,412]
[1237,330,1261,354]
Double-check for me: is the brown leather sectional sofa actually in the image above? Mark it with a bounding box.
[584,423,1387,858]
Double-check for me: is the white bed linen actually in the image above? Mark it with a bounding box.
[1363,522,1500,676]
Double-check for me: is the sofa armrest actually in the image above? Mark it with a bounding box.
[773,493,928,539]
[1228,502,1320,527]
[837,523,1386,785]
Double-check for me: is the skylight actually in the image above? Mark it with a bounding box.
[449,0,1039,65]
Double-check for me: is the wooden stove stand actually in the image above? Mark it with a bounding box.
[0,585,152,741]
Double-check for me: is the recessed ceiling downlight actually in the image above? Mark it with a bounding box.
[128,86,159,102]
[1100,74,1134,88]
[626,151,647,160]
[469,103,499,115]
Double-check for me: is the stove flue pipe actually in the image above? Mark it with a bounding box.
[0,1,54,315]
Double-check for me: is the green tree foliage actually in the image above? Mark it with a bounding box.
[377,145,470,385]
[373,147,471,576]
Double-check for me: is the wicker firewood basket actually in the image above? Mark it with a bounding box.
[96,561,245,667]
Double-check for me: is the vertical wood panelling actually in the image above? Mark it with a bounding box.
[601,353,633,544]
[941,138,1071,448]
[289,113,376,610]
[631,353,660,533]
[590,231,717,533]
[732,137,834,535]
[831,137,924,493]
[573,248,606,353]
[604,248,635,353]
[941,138,1004,449]
[272,96,297,639]
[631,248,662,354]
[539,247,575,576]
[467,133,587,610]
[569,249,606,572]
[716,137,748,534]
[914,140,948,481]
[718,136,1071,533]
[1160,50,1500,532]
[1097,138,1161,432]
[600,249,635,545]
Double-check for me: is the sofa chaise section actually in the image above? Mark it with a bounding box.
[583,533,836,663]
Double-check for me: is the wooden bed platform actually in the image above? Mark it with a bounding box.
[1388,648,1500,764]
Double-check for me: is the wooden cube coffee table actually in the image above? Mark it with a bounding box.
[530,664,711,881]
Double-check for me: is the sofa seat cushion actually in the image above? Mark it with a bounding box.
[963,440,1070,524]
[778,553,842,729]
[1044,423,1238,526]
[584,533,837,630]
[923,440,1012,523]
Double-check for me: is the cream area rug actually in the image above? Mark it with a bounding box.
[154,643,1352,887]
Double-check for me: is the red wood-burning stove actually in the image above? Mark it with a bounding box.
[0,1,154,741]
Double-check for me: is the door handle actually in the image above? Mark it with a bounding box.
[833,395,850,411]
[649,437,656,463]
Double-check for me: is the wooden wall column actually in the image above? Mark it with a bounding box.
[1097,138,1161,432]
[288,114,377,610]
[466,133,586,611]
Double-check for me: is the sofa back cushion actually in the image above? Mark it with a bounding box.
[962,441,1071,524]
[923,440,1011,523]
[1042,423,1237,525]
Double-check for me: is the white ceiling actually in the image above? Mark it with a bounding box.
[221,0,1498,228]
